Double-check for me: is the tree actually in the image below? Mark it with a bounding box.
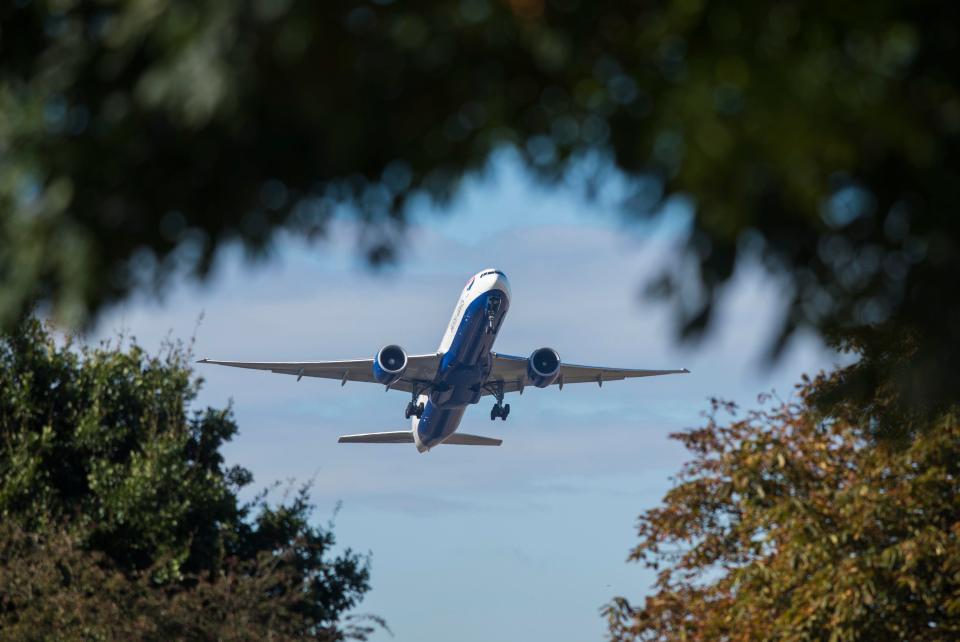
[0,318,375,639]
[3,2,959,421]
[604,374,960,641]
[0,523,377,641]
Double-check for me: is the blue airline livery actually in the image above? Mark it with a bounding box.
[199,269,689,452]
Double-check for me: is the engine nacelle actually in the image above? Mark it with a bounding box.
[527,347,561,388]
[373,344,408,386]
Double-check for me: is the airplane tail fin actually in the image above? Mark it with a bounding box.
[338,431,414,444]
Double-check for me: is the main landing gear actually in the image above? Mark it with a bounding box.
[405,386,424,419]
[405,400,424,419]
[488,379,509,421]
[490,403,510,421]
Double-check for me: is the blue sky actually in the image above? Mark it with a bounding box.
[93,153,842,642]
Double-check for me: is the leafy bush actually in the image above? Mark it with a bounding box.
[606,377,960,641]
[0,318,375,639]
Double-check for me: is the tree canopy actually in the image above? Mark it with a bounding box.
[3,1,959,408]
[0,318,375,639]
[605,372,960,641]
[4,3,959,633]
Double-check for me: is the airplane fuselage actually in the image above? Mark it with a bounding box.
[413,269,511,452]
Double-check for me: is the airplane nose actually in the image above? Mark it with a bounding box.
[491,274,511,297]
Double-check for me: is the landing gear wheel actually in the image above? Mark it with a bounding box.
[406,402,426,419]
[489,380,508,421]
[491,403,509,421]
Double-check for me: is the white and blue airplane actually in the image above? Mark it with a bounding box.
[199,269,688,452]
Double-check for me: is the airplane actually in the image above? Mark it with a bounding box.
[198,269,688,452]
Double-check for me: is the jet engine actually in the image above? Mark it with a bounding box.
[373,344,408,386]
[527,347,561,388]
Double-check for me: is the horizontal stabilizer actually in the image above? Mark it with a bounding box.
[337,431,501,446]
[338,431,414,444]
[443,433,502,446]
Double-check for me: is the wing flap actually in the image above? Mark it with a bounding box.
[338,431,415,444]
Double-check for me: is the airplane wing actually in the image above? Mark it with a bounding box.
[484,352,688,395]
[197,353,442,393]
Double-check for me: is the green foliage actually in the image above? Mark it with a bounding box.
[0,0,956,334]
[0,524,334,641]
[605,376,960,641]
[0,318,374,639]
[3,0,959,420]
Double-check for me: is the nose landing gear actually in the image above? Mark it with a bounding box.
[485,294,502,334]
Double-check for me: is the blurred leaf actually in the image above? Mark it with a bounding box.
[3,0,960,425]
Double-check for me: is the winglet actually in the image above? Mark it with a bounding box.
[197,358,209,363]
[682,368,690,373]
